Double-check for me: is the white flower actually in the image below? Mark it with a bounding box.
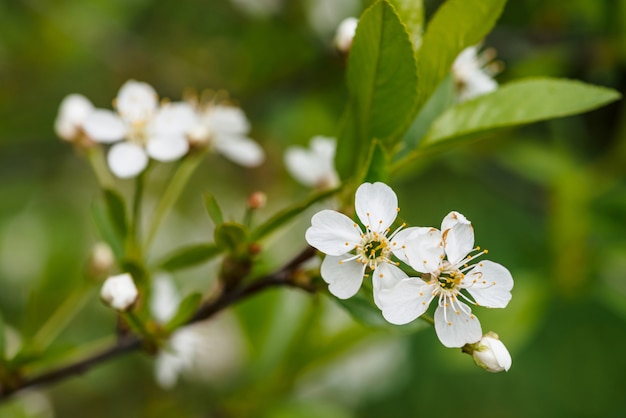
[82,80,195,178]
[151,274,245,389]
[377,211,513,348]
[334,17,358,53]
[452,46,499,102]
[187,104,264,167]
[305,182,416,301]
[469,332,512,373]
[284,136,339,189]
[54,94,95,141]
[100,273,138,311]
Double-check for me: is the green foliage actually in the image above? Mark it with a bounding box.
[420,78,622,148]
[414,0,507,113]
[164,293,203,332]
[203,192,224,226]
[250,187,339,241]
[157,244,223,272]
[388,0,424,50]
[102,189,128,240]
[337,0,418,180]
[214,222,248,253]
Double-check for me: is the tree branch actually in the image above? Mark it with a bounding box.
[0,246,318,400]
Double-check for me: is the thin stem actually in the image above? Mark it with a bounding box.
[131,168,146,243]
[419,314,435,326]
[32,287,95,352]
[144,152,204,251]
[0,246,317,400]
[86,147,115,189]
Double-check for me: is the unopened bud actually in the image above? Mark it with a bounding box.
[100,273,138,311]
[334,17,358,54]
[88,242,115,278]
[247,192,267,210]
[464,332,512,373]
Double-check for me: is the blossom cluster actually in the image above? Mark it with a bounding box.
[55,80,264,178]
[305,182,514,355]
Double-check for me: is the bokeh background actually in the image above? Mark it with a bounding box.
[1,0,625,417]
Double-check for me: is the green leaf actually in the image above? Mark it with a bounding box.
[337,0,418,179]
[414,0,507,113]
[91,201,124,259]
[203,192,224,226]
[214,222,248,252]
[334,293,428,333]
[388,0,424,50]
[103,188,128,239]
[0,313,5,361]
[165,292,203,332]
[420,78,622,148]
[158,243,223,271]
[362,140,390,184]
[250,187,339,241]
[397,75,455,158]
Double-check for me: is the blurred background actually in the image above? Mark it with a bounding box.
[0,0,625,417]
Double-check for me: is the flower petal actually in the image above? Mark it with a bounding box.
[441,211,474,265]
[464,260,513,308]
[434,300,482,348]
[116,80,158,123]
[320,255,365,299]
[355,182,398,233]
[151,102,197,136]
[146,135,189,162]
[107,142,148,178]
[305,210,362,256]
[150,274,181,324]
[55,94,95,140]
[397,227,444,274]
[378,278,435,325]
[206,105,250,136]
[83,109,127,143]
[284,147,328,187]
[214,135,264,167]
[372,262,408,308]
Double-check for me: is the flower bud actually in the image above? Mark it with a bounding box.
[466,332,512,373]
[334,17,358,54]
[247,192,267,210]
[100,273,138,311]
[87,242,115,278]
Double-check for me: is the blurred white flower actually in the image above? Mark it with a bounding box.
[377,211,514,348]
[334,17,358,53]
[188,104,264,167]
[151,274,246,389]
[82,80,195,178]
[54,94,95,142]
[285,136,339,189]
[306,0,360,40]
[229,0,282,18]
[305,182,417,301]
[87,241,115,278]
[100,273,138,311]
[469,332,512,373]
[452,46,500,102]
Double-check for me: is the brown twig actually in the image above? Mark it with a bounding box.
[0,246,318,400]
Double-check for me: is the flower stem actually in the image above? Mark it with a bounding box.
[419,314,435,326]
[32,286,95,352]
[86,146,115,189]
[144,152,205,251]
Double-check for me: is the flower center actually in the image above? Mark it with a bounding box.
[128,121,149,146]
[356,232,391,269]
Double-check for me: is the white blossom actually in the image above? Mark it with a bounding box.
[187,104,264,167]
[452,46,499,102]
[100,273,138,311]
[284,136,339,189]
[54,94,95,142]
[82,80,195,178]
[377,211,513,348]
[334,17,358,53]
[305,182,417,301]
[151,274,245,389]
[470,332,512,373]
